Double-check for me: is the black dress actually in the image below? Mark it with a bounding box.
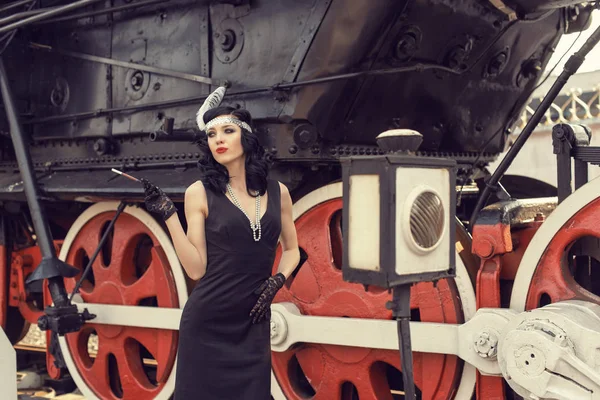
[173,179,281,400]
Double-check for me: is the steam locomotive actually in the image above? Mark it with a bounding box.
[2,0,600,399]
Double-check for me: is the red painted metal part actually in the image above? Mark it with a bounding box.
[9,244,62,324]
[7,242,65,377]
[526,198,600,310]
[0,245,6,329]
[499,223,542,281]
[472,224,508,400]
[272,199,465,400]
[61,211,180,400]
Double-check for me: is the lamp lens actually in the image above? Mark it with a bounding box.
[409,191,444,249]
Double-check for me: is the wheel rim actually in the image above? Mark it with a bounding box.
[510,184,600,312]
[57,202,188,400]
[271,183,477,400]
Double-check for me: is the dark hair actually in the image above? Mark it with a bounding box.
[196,106,269,196]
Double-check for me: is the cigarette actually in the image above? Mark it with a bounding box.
[111,168,140,182]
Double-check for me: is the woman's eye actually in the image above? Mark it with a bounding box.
[225,129,234,134]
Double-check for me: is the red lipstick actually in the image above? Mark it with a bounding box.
[216,147,228,154]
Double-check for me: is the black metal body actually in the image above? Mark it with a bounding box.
[0,0,592,202]
[390,285,416,400]
[552,123,593,203]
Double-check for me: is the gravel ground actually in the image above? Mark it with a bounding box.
[19,324,99,355]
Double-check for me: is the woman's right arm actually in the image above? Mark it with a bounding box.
[164,182,208,281]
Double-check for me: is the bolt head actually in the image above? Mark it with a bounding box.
[38,315,49,331]
[395,34,417,60]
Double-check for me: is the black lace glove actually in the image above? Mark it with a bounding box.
[250,273,286,324]
[141,178,177,221]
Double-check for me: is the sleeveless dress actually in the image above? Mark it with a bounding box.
[173,179,281,400]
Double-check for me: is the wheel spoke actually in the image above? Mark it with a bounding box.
[88,345,111,393]
[293,200,343,284]
[116,336,156,398]
[108,221,139,285]
[65,327,95,369]
[128,327,177,383]
[312,376,343,400]
[354,363,394,400]
[295,345,326,390]
[111,214,147,249]
[122,263,157,305]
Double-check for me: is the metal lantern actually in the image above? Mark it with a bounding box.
[341,129,457,288]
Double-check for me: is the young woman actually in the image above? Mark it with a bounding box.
[140,92,300,399]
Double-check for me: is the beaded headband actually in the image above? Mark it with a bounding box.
[205,116,253,133]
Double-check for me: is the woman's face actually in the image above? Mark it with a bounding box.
[206,115,245,165]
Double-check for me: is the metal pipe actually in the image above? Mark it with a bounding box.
[0,7,59,27]
[0,56,78,307]
[0,0,35,14]
[149,129,202,142]
[392,285,416,399]
[0,57,53,259]
[0,0,103,35]
[468,22,600,230]
[30,42,214,85]
[23,87,265,125]
[35,0,169,25]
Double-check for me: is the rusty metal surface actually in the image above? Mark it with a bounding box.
[475,197,557,228]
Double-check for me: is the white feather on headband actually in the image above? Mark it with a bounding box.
[196,86,227,131]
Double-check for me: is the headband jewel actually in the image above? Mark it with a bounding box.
[195,86,253,134]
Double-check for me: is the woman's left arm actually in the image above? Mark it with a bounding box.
[275,182,300,278]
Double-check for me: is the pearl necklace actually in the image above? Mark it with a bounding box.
[226,183,261,242]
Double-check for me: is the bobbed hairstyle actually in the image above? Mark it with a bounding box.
[196,106,270,197]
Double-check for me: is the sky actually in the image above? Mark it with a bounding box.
[546,9,600,75]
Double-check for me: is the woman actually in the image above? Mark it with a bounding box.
[140,88,300,399]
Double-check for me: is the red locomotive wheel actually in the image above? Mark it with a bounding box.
[271,185,475,400]
[59,204,183,400]
[523,198,600,310]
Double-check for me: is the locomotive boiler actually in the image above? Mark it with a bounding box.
[1,0,600,399]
